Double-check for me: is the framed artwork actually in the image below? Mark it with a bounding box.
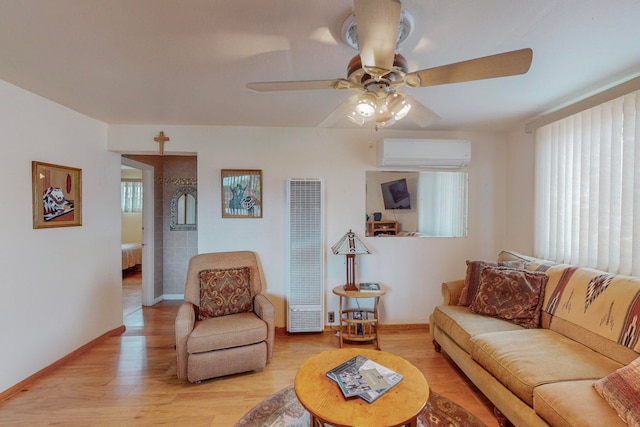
[221,169,262,218]
[32,161,82,228]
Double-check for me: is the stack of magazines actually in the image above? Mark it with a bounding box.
[326,355,403,403]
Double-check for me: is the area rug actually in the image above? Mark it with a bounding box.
[235,385,487,427]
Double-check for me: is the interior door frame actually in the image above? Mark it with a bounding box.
[121,157,155,306]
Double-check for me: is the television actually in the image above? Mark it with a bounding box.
[381,178,410,210]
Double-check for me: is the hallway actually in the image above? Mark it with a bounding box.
[122,268,142,318]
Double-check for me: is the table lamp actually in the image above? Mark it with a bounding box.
[331,229,371,291]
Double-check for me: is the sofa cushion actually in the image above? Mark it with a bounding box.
[497,250,560,272]
[534,380,627,427]
[593,356,640,426]
[198,267,253,319]
[470,267,547,329]
[187,311,267,354]
[458,259,525,306]
[470,329,623,406]
[432,305,523,353]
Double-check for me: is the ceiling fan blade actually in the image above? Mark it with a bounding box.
[317,94,369,128]
[405,48,533,87]
[402,93,441,128]
[354,0,401,77]
[246,79,352,92]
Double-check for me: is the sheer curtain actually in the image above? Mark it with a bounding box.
[121,180,143,213]
[534,89,640,275]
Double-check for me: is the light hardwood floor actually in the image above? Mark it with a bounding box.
[0,301,498,426]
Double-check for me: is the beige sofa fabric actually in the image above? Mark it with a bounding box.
[430,250,640,426]
[470,329,622,406]
[534,380,627,427]
[432,305,522,353]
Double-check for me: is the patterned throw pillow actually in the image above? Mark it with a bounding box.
[469,266,548,328]
[594,357,640,427]
[458,260,526,306]
[198,267,253,320]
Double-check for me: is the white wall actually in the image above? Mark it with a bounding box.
[505,126,536,253]
[0,80,122,393]
[109,125,518,328]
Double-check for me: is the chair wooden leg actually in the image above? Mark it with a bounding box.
[432,339,441,353]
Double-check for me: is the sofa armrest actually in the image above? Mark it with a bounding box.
[441,279,465,305]
[254,294,275,360]
[175,302,196,379]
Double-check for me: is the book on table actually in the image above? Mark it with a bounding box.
[358,282,382,292]
[326,355,403,403]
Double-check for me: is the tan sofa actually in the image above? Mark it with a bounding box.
[430,250,640,427]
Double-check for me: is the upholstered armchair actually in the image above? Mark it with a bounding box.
[175,251,275,383]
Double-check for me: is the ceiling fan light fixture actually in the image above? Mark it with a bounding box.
[387,92,411,120]
[375,116,395,128]
[395,102,411,120]
[347,111,367,126]
[375,103,395,126]
[354,92,377,117]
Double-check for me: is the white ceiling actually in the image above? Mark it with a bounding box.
[1,0,639,132]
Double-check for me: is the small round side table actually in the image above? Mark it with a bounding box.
[332,285,386,349]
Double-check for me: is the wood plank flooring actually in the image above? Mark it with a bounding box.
[0,301,498,426]
[122,267,142,318]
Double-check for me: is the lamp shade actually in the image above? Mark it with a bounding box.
[331,230,371,255]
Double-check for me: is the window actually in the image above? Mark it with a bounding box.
[121,180,143,213]
[534,89,640,274]
[417,171,468,237]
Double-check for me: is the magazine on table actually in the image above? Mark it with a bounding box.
[326,355,403,403]
[358,282,382,292]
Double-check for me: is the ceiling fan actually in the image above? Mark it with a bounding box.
[246,0,533,129]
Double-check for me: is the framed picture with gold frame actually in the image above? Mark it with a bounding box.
[32,161,82,228]
[221,169,262,218]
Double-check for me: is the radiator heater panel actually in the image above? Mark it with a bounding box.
[286,178,324,332]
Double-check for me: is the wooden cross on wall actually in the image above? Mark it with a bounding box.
[154,131,170,155]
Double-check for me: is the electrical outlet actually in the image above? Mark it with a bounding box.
[328,311,335,323]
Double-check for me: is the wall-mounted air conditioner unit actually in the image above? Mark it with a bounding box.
[377,138,471,168]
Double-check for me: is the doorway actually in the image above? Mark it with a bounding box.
[121,157,155,314]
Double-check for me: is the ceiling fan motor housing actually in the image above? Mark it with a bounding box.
[347,54,408,84]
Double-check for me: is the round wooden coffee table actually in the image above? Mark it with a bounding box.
[294,348,429,427]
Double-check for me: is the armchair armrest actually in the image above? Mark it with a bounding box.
[253,294,275,360]
[175,302,196,379]
[441,279,465,306]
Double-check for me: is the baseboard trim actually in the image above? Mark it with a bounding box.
[275,323,429,336]
[0,325,126,401]
[378,323,429,331]
[162,294,184,301]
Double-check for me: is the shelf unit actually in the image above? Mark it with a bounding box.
[366,220,398,236]
[332,286,386,349]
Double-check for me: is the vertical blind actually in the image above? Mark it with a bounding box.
[418,172,468,237]
[534,89,640,275]
[121,181,143,213]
